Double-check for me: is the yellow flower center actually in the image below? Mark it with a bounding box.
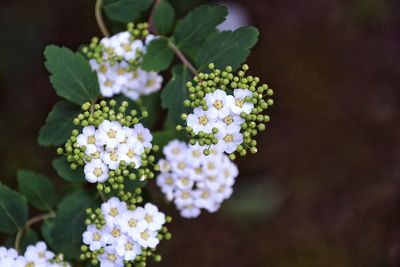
[109,208,119,217]
[87,135,96,144]
[145,214,153,223]
[104,80,113,87]
[111,227,121,238]
[127,149,135,159]
[166,177,173,185]
[181,177,190,185]
[25,262,35,267]
[93,232,101,241]
[224,170,231,178]
[141,231,149,240]
[99,65,107,73]
[235,99,244,108]
[110,151,118,161]
[92,151,101,159]
[198,115,208,126]
[122,43,132,52]
[137,134,145,142]
[213,100,223,110]
[223,115,233,125]
[38,252,46,258]
[117,68,125,75]
[201,191,210,199]
[218,186,226,193]
[192,150,201,158]
[107,253,117,262]
[128,219,137,227]
[195,167,202,174]
[208,175,217,181]
[182,192,190,199]
[107,129,116,138]
[172,148,180,155]
[224,134,234,143]
[94,168,103,177]
[146,79,155,87]
[125,241,134,251]
[178,162,186,170]
[207,162,216,170]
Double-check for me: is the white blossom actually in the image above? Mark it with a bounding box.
[226,88,254,115]
[84,159,109,183]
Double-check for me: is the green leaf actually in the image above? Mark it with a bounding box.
[52,157,86,183]
[153,0,175,35]
[38,101,82,147]
[196,26,259,71]
[51,190,98,260]
[44,45,100,105]
[161,64,191,125]
[103,0,153,23]
[17,170,57,212]
[0,183,28,234]
[174,4,228,57]
[141,38,174,72]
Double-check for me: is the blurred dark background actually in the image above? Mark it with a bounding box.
[1,0,400,266]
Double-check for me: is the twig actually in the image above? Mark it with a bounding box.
[95,0,110,37]
[15,212,56,252]
[167,40,198,75]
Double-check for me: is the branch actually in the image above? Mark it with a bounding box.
[167,40,198,76]
[95,0,110,38]
[15,212,56,252]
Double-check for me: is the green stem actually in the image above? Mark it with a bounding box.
[15,212,56,252]
[95,0,110,37]
[167,39,198,75]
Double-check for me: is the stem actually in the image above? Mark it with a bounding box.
[148,0,161,33]
[15,212,56,252]
[167,40,198,75]
[95,0,110,37]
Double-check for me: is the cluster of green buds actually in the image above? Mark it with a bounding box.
[81,22,150,70]
[178,63,274,159]
[57,99,159,204]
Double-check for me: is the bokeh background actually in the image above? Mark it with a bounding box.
[1,0,400,266]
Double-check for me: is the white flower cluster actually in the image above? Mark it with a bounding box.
[156,140,238,218]
[90,31,163,100]
[0,242,70,267]
[83,197,166,267]
[78,120,153,183]
[186,88,254,154]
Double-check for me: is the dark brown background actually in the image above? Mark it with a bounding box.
[1,0,400,266]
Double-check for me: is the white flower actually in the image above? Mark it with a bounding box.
[193,189,216,211]
[132,123,152,148]
[170,158,190,176]
[83,224,109,251]
[101,197,127,227]
[163,140,187,161]
[117,144,142,168]
[220,113,244,127]
[204,89,231,119]
[143,203,166,231]
[186,107,217,134]
[140,72,163,95]
[24,241,54,264]
[122,69,148,100]
[179,203,201,218]
[186,144,205,167]
[112,31,144,61]
[157,159,171,173]
[226,88,254,115]
[115,235,141,261]
[174,190,194,207]
[102,149,122,170]
[156,173,176,201]
[98,246,124,267]
[103,225,124,246]
[77,126,98,154]
[131,228,159,249]
[84,159,109,183]
[96,120,125,150]
[215,124,243,154]
[117,209,147,237]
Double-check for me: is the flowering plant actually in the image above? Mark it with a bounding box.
[0,0,274,266]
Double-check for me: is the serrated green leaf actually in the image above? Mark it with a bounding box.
[141,38,174,72]
[51,190,98,260]
[44,45,100,105]
[103,0,153,23]
[52,157,86,183]
[196,26,259,71]
[38,101,82,147]
[0,183,28,234]
[174,4,228,57]
[153,0,175,35]
[161,65,191,126]
[17,170,57,212]
[114,92,161,129]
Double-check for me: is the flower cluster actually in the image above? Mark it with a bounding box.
[83,23,163,100]
[156,140,238,218]
[0,242,70,267]
[179,64,273,159]
[81,197,171,267]
[58,100,158,204]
